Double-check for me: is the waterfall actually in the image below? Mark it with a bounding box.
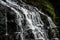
[0,0,59,40]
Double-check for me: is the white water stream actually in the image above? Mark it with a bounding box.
[0,0,59,40]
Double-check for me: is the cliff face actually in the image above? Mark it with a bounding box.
[0,0,59,40]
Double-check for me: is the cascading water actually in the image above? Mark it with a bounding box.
[0,0,59,40]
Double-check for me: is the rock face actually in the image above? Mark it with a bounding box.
[0,0,59,40]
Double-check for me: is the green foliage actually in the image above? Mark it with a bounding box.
[49,28,59,40]
[42,0,56,22]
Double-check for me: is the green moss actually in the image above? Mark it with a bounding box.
[42,1,56,22]
[50,28,59,39]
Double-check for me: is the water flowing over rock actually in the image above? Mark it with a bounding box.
[0,0,59,40]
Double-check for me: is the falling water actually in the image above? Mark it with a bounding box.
[0,0,59,40]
